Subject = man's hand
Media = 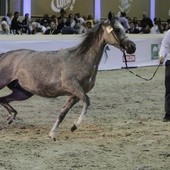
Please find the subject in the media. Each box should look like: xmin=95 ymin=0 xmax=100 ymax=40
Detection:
xmin=159 ymin=56 xmax=165 ymax=65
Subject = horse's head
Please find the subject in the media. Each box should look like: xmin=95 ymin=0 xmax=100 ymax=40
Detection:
xmin=103 ymin=12 xmax=136 ymax=54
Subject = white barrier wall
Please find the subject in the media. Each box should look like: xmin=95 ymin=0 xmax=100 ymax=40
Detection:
xmin=0 ymin=34 xmax=163 ymax=70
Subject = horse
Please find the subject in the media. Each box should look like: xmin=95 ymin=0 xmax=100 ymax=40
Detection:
xmin=0 ymin=12 xmax=136 ymax=140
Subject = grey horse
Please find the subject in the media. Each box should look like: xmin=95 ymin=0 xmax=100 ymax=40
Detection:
xmin=0 ymin=12 xmax=136 ymax=140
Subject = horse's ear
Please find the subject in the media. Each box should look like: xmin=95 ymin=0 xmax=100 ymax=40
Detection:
xmin=108 ymin=12 xmax=112 ymax=21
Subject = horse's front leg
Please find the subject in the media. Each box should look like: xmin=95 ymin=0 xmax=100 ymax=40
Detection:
xmin=71 ymin=95 xmax=90 ymax=132
xmin=49 ymin=96 xmax=79 ymax=141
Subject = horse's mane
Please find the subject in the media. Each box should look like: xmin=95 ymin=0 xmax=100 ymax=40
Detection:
xmin=77 ymin=21 xmax=105 ymax=54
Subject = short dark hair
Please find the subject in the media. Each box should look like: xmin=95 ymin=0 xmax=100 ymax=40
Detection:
xmin=14 ymin=11 xmax=19 ymax=16
xmin=121 ymin=12 xmax=126 ymax=17
xmin=60 ymin=8 xmax=66 ymax=14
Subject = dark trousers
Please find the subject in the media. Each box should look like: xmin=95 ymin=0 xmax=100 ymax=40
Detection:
xmin=165 ymin=60 xmax=170 ymax=116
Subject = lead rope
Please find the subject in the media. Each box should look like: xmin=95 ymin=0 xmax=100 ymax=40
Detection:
xmin=122 ymin=50 xmax=161 ymax=81
xmin=110 ymin=28 xmax=161 ymax=81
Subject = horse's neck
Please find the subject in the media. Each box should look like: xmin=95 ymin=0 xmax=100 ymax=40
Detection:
xmin=82 ymin=38 xmax=105 ymax=67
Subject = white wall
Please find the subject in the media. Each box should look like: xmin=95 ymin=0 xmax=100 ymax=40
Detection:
xmin=0 ymin=34 xmax=163 ymax=70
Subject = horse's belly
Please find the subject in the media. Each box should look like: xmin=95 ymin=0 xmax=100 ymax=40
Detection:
xmin=36 ymin=90 xmax=68 ymax=98
xmin=29 ymin=84 xmax=69 ymax=98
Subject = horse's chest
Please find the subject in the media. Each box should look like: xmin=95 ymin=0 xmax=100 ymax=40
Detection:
xmin=81 ymin=71 xmax=97 ymax=92
xmin=85 ymin=76 xmax=94 ymax=85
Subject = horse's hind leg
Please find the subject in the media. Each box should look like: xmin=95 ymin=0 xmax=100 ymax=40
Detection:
xmin=0 ymin=81 xmax=33 ymax=124
xmin=0 ymin=99 xmax=17 ymax=124
xmin=49 ymin=96 xmax=79 ymax=140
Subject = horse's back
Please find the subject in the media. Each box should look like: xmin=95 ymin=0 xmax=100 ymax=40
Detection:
xmin=0 ymin=49 xmax=35 ymax=63
xmin=0 ymin=49 xmax=61 ymax=66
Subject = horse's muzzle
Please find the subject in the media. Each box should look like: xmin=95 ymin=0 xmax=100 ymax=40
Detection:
xmin=121 ymin=39 xmax=136 ymax=54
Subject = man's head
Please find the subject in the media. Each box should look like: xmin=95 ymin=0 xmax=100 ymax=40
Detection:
xmin=14 ymin=11 xmax=19 ymax=18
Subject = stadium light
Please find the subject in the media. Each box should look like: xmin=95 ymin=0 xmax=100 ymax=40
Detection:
xmin=150 ymin=0 xmax=155 ymax=21
xmin=23 ymin=0 xmax=31 ymax=15
xmin=94 ymin=0 xmax=101 ymax=21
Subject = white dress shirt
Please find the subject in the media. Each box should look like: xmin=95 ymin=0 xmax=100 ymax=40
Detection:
xmin=159 ymin=30 xmax=170 ymax=60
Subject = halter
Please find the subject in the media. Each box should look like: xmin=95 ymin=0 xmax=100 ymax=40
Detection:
xmin=110 ymin=26 xmax=161 ymax=81
xmin=110 ymin=28 xmax=128 ymax=48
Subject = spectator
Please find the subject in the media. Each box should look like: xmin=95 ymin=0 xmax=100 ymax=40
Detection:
xmin=78 ymin=19 xmax=87 ymax=34
xmin=140 ymin=12 xmax=153 ymax=30
xmin=74 ymin=13 xmax=87 ymax=33
xmin=164 ymin=22 xmax=170 ymax=32
xmin=129 ymin=21 xmax=140 ymax=34
xmin=86 ymin=21 xmax=93 ymax=32
xmin=22 ymin=13 xmax=31 ymax=34
xmin=5 ymin=12 xmax=12 ymax=26
xmin=119 ymin=12 xmax=130 ymax=32
xmin=132 ymin=17 xmax=140 ymax=27
xmin=150 ymin=20 xmax=160 ymax=34
xmin=141 ymin=24 xmax=151 ymax=34
xmin=44 ymin=21 xmax=60 ymax=35
xmin=10 ymin=11 xmax=22 ymax=34
xmin=0 ymin=21 xmax=10 ymax=34
xmin=1 ymin=17 xmax=7 ymax=22
xmin=86 ymin=14 xmax=94 ymax=28
xmin=61 ymin=13 xmax=78 ymax=34
xmin=40 ymin=14 xmax=51 ymax=28
xmin=57 ymin=8 xmax=67 ymax=32
xmin=158 ymin=24 xmax=165 ymax=34
xmin=66 ymin=13 xmax=76 ymax=28
xmin=157 ymin=17 xmax=162 ymax=25
xmin=51 ymin=15 xmax=58 ymax=25
xmin=61 ymin=25 xmax=78 ymax=34
xmin=30 ymin=22 xmax=46 ymax=34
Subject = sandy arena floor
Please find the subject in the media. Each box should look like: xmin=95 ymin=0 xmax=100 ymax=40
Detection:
xmin=0 ymin=66 xmax=169 ymax=170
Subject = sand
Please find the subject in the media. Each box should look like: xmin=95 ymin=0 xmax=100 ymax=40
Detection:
xmin=0 ymin=66 xmax=169 ymax=170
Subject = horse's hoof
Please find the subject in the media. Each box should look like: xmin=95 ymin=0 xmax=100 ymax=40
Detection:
xmin=49 ymin=135 xmax=56 ymax=141
xmin=8 ymin=120 xmax=13 ymax=125
xmin=49 ymin=136 xmax=56 ymax=141
xmin=53 ymin=137 xmax=56 ymax=141
xmin=49 ymin=131 xmax=56 ymax=141
xmin=71 ymin=124 xmax=77 ymax=132
xmin=7 ymin=116 xmax=14 ymax=125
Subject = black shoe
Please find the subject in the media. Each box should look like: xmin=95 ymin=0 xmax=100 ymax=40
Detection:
xmin=163 ymin=114 xmax=170 ymax=122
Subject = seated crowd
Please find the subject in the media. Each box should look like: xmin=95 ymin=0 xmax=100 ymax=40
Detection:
xmin=118 ymin=11 xmax=170 ymax=34
xmin=0 ymin=9 xmax=94 ymax=35
xmin=0 ymin=10 xmax=170 ymax=35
